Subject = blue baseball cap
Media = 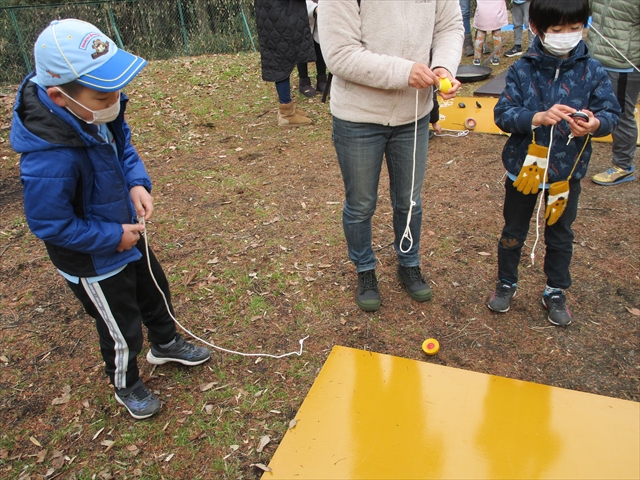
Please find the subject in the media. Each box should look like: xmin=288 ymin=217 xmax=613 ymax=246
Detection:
xmin=33 ymin=19 xmax=146 ymax=91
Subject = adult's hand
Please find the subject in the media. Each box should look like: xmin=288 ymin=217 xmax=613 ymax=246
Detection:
xmin=433 ymin=67 xmax=461 ymax=100
xmin=408 ymin=63 xmax=440 ymax=89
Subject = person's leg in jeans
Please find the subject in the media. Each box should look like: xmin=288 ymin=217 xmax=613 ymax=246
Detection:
xmin=386 ymin=115 xmax=429 ymax=268
xmin=333 ymin=117 xmax=388 ymax=273
xmin=459 ymin=0 xmax=473 ymax=56
xmin=512 ymin=3 xmax=524 ymax=47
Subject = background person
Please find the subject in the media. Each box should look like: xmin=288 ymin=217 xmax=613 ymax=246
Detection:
xmin=473 ymin=0 xmax=509 ymax=66
xmin=254 ymin=0 xmax=316 ymax=126
xmin=297 ymin=0 xmax=328 ymax=97
xmin=587 ymin=0 xmax=640 ymax=186
xmin=505 ymin=0 xmax=532 ymax=57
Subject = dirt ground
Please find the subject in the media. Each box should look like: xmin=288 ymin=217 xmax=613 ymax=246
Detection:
xmin=0 ymin=51 xmax=638 ymax=478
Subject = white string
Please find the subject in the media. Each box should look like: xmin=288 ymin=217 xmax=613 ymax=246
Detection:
xmin=139 ymin=217 xmax=308 ymax=359
xmin=588 ymin=23 xmax=640 ymax=73
xmin=399 ymin=89 xmax=420 ymax=253
xmin=530 ymin=124 xmax=554 ymax=266
xmin=434 ymin=128 xmax=470 ymax=138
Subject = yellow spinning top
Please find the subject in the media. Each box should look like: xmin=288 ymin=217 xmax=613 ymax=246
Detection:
xmin=422 ymin=338 xmax=440 ymax=355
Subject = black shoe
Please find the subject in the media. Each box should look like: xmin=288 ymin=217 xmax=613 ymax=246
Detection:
xmin=504 ymin=45 xmax=523 ymax=57
xmin=298 ymin=77 xmax=317 ymax=98
xmin=316 ymin=74 xmax=327 ymax=94
xmin=542 ymin=292 xmax=572 ymax=326
xmin=356 ymin=269 xmax=381 ymax=311
xmin=115 ymin=380 xmax=161 ymax=420
xmin=146 ymin=333 xmax=211 ymax=366
xmin=397 ymin=266 xmax=432 ymax=302
xmin=487 ymin=280 xmax=516 ymax=313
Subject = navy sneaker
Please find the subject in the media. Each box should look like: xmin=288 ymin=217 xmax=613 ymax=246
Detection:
xmin=115 ymin=380 xmax=161 ymax=420
xmin=542 ymin=291 xmax=572 ymax=326
xmin=356 ymin=269 xmax=381 ymax=311
xmin=146 ymin=334 xmax=211 ymax=366
xmin=397 ymin=265 xmax=432 ymax=302
xmin=487 ymin=280 xmax=516 ymax=313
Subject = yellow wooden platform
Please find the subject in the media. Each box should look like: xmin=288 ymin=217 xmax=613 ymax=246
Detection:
xmin=436 ymin=96 xmax=640 ymax=145
xmin=263 ymin=346 xmax=639 ymax=479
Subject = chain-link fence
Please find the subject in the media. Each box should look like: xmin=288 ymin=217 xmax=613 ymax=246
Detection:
xmin=0 ymin=0 xmax=257 ymax=86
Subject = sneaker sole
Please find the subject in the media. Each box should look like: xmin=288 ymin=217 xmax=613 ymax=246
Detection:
xmin=115 ymin=395 xmax=160 ymax=420
xmin=591 ymin=175 xmax=635 ymax=186
xmin=487 ymin=290 xmax=516 ymax=313
xmin=504 ymin=52 xmax=523 ymax=57
xmin=146 ymin=350 xmax=211 ymax=366
xmin=541 ymin=298 xmax=572 ymax=326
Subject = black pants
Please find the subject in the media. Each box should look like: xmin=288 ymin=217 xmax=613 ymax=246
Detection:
xmin=297 ymin=41 xmax=326 ymax=78
xmin=66 ymin=241 xmax=176 ymax=389
xmin=497 ymin=178 xmax=582 ymax=290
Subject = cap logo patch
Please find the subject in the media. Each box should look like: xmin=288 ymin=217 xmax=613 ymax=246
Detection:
xmin=79 ymin=32 xmax=100 ymax=50
xmin=91 ymin=39 xmax=110 ymax=59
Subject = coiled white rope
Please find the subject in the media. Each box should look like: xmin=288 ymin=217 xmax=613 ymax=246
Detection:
xmin=139 ymin=217 xmax=308 ymax=358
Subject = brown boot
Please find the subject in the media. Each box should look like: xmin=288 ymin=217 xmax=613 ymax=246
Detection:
xmin=278 ymin=102 xmax=311 ymax=127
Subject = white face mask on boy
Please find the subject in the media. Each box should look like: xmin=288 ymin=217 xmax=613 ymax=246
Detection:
xmin=55 ymin=87 xmax=121 ymax=125
xmin=542 ymin=30 xmax=583 ymax=57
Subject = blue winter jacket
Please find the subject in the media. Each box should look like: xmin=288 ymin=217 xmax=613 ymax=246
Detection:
xmin=10 ymin=74 xmax=152 ymax=277
xmin=494 ymin=36 xmax=620 ymax=183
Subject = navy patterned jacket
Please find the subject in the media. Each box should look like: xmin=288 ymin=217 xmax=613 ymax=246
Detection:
xmin=494 ymin=36 xmax=620 ymax=183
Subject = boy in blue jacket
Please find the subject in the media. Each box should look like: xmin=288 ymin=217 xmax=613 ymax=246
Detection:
xmin=10 ymin=19 xmax=210 ymax=419
xmin=488 ymin=0 xmax=620 ymax=326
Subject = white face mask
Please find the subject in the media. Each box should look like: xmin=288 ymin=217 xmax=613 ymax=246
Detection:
xmin=542 ymin=30 xmax=583 ymax=57
xmin=56 ymin=87 xmax=121 ymax=124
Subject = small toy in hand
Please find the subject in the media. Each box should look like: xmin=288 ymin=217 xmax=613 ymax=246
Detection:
xmin=569 ymin=111 xmax=589 ymax=122
xmin=438 ymin=77 xmax=452 ymax=94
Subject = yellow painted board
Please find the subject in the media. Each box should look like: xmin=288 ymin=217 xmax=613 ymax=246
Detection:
xmin=436 ymin=97 xmax=640 ymax=145
xmin=264 ymin=346 xmax=639 ymax=480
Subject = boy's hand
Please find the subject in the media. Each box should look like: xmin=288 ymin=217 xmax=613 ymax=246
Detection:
xmin=433 ymin=68 xmax=461 ymax=100
xmin=118 ymin=224 xmax=144 ymax=252
xmin=568 ymin=110 xmax=600 ymax=137
xmin=532 ymin=104 xmax=576 ymax=127
xmin=130 ymin=185 xmax=154 ymax=221
xmin=432 ymin=122 xmax=443 ymax=134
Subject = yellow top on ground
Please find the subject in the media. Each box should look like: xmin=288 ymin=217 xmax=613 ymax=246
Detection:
xmin=264 ymin=345 xmax=639 ymax=479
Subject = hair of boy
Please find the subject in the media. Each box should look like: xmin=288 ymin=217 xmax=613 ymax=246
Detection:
xmin=529 ymin=0 xmax=590 ymax=36
xmin=53 ymin=81 xmax=83 ymax=98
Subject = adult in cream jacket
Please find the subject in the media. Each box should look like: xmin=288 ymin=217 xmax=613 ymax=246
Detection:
xmin=318 ymin=0 xmax=464 ymax=311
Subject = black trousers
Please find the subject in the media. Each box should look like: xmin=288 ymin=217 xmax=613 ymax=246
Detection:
xmin=66 ymin=241 xmax=176 ymax=389
xmin=497 ymin=178 xmax=582 ymax=290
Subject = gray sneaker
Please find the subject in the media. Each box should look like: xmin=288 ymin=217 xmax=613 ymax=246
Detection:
xmin=356 ymin=269 xmax=381 ymax=311
xmin=542 ymin=292 xmax=572 ymax=326
xmin=146 ymin=334 xmax=211 ymax=366
xmin=115 ymin=379 xmax=161 ymax=420
xmin=397 ymin=265 xmax=432 ymax=302
xmin=487 ymin=280 xmax=516 ymax=313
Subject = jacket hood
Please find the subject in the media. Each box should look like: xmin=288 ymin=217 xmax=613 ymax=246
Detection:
xmin=10 ymin=73 xmax=122 ymax=155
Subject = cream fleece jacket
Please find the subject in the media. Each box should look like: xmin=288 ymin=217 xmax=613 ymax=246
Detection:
xmin=318 ymin=0 xmax=464 ymax=126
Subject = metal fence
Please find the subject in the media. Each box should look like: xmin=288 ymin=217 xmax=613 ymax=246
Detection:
xmin=0 ymin=0 xmax=257 ymax=86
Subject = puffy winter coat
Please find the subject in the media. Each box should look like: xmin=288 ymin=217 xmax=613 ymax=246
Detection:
xmin=10 ymin=74 xmax=151 ymax=277
xmin=586 ymin=0 xmax=640 ymax=70
xmin=254 ymin=0 xmax=316 ymax=82
xmin=494 ymin=37 xmax=620 ymax=183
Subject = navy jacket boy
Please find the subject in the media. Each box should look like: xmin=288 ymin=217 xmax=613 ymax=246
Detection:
xmin=10 ymin=19 xmax=210 ymax=420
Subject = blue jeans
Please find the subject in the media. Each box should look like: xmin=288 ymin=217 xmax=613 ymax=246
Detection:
xmin=332 ymin=115 xmax=430 ymax=272
xmin=459 ymin=0 xmax=471 ymax=35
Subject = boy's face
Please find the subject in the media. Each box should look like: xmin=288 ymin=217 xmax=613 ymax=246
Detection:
xmin=544 ymin=23 xmax=584 ymax=36
xmin=47 ymin=85 xmax=120 ymax=123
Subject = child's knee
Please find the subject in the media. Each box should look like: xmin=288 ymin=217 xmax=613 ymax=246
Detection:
xmin=499 ymin=236 xmax=521 ymax=250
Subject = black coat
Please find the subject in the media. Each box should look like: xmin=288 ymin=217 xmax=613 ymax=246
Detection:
xmin=254 ymin=0 xmax=316 ymax=82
